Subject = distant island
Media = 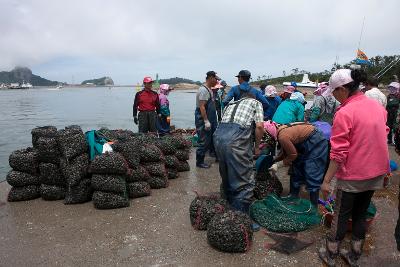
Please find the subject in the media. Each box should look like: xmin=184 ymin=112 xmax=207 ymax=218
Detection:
xmin=0 ymin=67 xmax=60 ymax=86
xmin=158 ymin=77 xmax=202 ymax=86
xmin=81 ymin=77 xmax=114 ymax=86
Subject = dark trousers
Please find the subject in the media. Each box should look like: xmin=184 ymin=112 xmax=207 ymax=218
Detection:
xmin=138 ymin=111 xmax=157 ymax=133
xmin=214 ymin=123 xmax=254 ymax=213
xmin=395 ymin=184 xmax=400 ymax=248
xmin=330 ymin=189 xmax=374 ymax=241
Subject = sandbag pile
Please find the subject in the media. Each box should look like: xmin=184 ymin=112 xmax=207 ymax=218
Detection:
xmin=57 ymin=126 xmax=92 ymax=204
xmin=207 ymin=210 xmax=253 ymax=253
xmin=90 ymin=152 xmax=130 ymax=209
xmin=254 ymin=170 xmax=283 ymax=200
xmin=189 ymin=194 xmax=228 ymax=230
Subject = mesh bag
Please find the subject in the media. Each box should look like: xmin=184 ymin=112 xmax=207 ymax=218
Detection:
xmin=90 ymin=152 xmax=128 ymax=175
xmin=126 ymin=166 xmax=150 ymax=183
xmin=64 ymin=178 xmax=93 ymax=204
xmin=207 ymin=210 xmax=253 ymax=253
xmin=189 ymin=194 xmax=228 ymax=230
xmin=36 ymin=137 xmax=61 ymax=164
xmin=39 ymin=163 xmax=66 ymax=186
xmin=112 ymin=140 xmax=140 ymax=169
xmin=250 ymin=194 xmax=321 ymax=233
xmin=144 ymin=162 xmax=167 ymax=177
xmin=254 ymin=179 xmax=283 ymax=200
xmin=91 ymin=174 xmax=127 ymax=194
xmin=31 ymin=126 xmax=58 ymax=148
xmin=8 ymin=185 xmax=41 ymax=202
xmin=177 ymin=160 xmax=190 ymax=172
xmin=61 ymin=153 xmax=89 ymax=186
xmin=148 ymin=175 xmax=169 ymax=189
xmin=168 ymin=134 xmax=191 ymax=149
xmin=57 ymin=126 xmax=88 ymax=160
xmin=127 ymin=181 xmax=151 ymax=198
xmin=164 ymin=155 xmax=179 ymax=168
xmin=167 ymin=168 xmax=179 ymax=179
xmin=92 ymin=191 xmax=129 ymax=209
xmin=154 ymin=138 xmax=176 ymax=155
xmin=175 ymin=149 xmax=190 ymax=161
xmin=255 ymin=170 xmax=273 ymax=181
xmin=40 ymin=184 xmax=65 ymax=200
xmin=9 ymin=147 xmax=39 ymax=175
xmin=140 ymin=144 xmax=165 ymax=163
xmin=6 ymin=170 xmax=40 ymax=187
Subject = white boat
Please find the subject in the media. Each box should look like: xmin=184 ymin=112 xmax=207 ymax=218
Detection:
xmin=56 ymin=85 xmax=63 ymax=89
xmin=283 ymin=74 xmax=318 ymax=88
xmin=20 ymin=82 xmax=33 ymax=89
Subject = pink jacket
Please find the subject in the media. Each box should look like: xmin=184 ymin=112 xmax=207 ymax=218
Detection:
xmin=330 ymin=92 xmax=389 ymax=180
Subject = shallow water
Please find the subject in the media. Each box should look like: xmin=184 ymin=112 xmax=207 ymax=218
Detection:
xmin=0 ymin=87 xmax=196 ymax=180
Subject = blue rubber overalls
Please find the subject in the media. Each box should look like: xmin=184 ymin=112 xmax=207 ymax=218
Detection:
xmin=195 ymin=86 xmax=218 ymax=164
xmin=213 ymin=98 xmax=254 ymax=214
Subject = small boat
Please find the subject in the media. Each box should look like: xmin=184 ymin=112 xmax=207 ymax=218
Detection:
xmin=20 ymin=82 xmax=33 ymax=89
xmin=56 ymin=85 xmax=63 ymax=89
xmin=283 ymin=74 xmax=318 ymax=88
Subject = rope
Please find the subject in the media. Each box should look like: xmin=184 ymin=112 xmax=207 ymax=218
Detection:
xmin=269 ymin=194 xmax=312 ymax=214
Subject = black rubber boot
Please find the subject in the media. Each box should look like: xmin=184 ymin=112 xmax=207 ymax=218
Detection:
xmin=318 ymin=239 xmax=339 ymax=267
xmin=340 ymin=239 xmax=364 ymax=267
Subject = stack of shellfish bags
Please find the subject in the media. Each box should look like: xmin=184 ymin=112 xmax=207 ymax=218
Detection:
xmin=57 ymin=125 xmax=92 ymax=204
xmin=90 ymin=151 xmax=131 ymax=209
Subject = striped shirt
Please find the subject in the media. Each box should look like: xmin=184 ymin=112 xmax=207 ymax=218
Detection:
xmin=221 ymin=98 xmax=264 ymax=127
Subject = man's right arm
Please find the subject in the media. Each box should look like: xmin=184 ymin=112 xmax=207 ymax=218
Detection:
xmin=133 ymin=92 xmax=140 ymax=117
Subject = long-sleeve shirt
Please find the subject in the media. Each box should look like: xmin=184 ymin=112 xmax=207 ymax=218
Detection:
xmin=272 ymin=99 xmax=304 ymax=124
xmin=133 ymin=89 xmax=160 ymax=117
xmin=275 ymin=123 xmax=315 ymax=164
xmin=222 ymin=82 xmax=269 ymax=118
xmin=330 ymin=92 xmax=389 ymax=180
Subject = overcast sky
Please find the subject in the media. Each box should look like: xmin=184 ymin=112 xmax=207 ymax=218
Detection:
xmin=1 ymin=0 xmax=399 ymax=85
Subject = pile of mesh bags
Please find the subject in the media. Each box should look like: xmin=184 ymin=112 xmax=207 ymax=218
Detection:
xmin=90 ymin=152 xmax=130 ymax=209
xmin=6 ymin=128 xmax=193 ymax=211
xmin=7 ymin=147 xmax=41 ymax=201
xmin=57 ymin=126 xmax=92 ymax=204
xmin=189 ymin=194 xmax=253 ymax=253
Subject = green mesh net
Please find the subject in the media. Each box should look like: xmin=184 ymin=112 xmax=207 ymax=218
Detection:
xmin=250 ymin=194 xmax=321 ymax=233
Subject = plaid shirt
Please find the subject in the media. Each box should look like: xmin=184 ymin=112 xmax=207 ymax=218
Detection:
xmin=221 ymin=98 xmax=264 ymax=127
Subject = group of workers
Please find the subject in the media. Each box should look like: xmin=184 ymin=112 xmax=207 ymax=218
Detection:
xmin=132 ymin=70 xmax=400 ymax=266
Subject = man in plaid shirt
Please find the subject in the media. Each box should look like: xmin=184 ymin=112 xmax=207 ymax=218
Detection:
xmin=213 ymin=92 xmax=264 ymax=214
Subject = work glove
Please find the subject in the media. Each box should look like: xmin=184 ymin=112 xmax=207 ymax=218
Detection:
xmin=133 ymin=116 xmax=138 ymax=125
xmin=204 ymin=120 xmax=211 ymax=131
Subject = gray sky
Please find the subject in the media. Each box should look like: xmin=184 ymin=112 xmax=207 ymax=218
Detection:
xmin=1 ymin=0 xmax=399 ymax=85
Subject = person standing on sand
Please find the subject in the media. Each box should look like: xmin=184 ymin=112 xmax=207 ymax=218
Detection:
xmin=195 ymin=71 xmax=219 ymax=168
xmin=363 ymin=77 xmax=387 ymax=107
xmin=133 ymin=76 xmax=160 ymax=133
xmin=156 ymin=84 xmax=173 ymax=135
xmin=214 ymin=91 xmax=264 ymax=214
xmin=318 ymin=69 xmax=389 ymax=267
xmin=223 ymin=70 xmax=270 ymax=120
xmin=386 ymin=81 xmax=400 ymax=144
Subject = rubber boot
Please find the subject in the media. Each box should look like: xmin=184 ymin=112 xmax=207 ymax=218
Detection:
xmin=309 ymin=190 xmax=320 ymax=206
xmin=318 ymin=238 xmax=339 ymax=267
xmin=340 ymin=239 xmax=364 ymax=267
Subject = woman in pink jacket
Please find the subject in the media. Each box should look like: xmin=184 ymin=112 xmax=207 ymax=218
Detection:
xmin=318 ymin=69 xmax=389 ymax=267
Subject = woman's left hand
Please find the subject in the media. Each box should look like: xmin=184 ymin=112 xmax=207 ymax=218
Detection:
xmin=321 ymin=181 xmax=331 ymax=200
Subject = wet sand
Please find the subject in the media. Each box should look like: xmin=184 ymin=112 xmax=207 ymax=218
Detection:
xmin=0 ymin=148 xmax=399 ymax=266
